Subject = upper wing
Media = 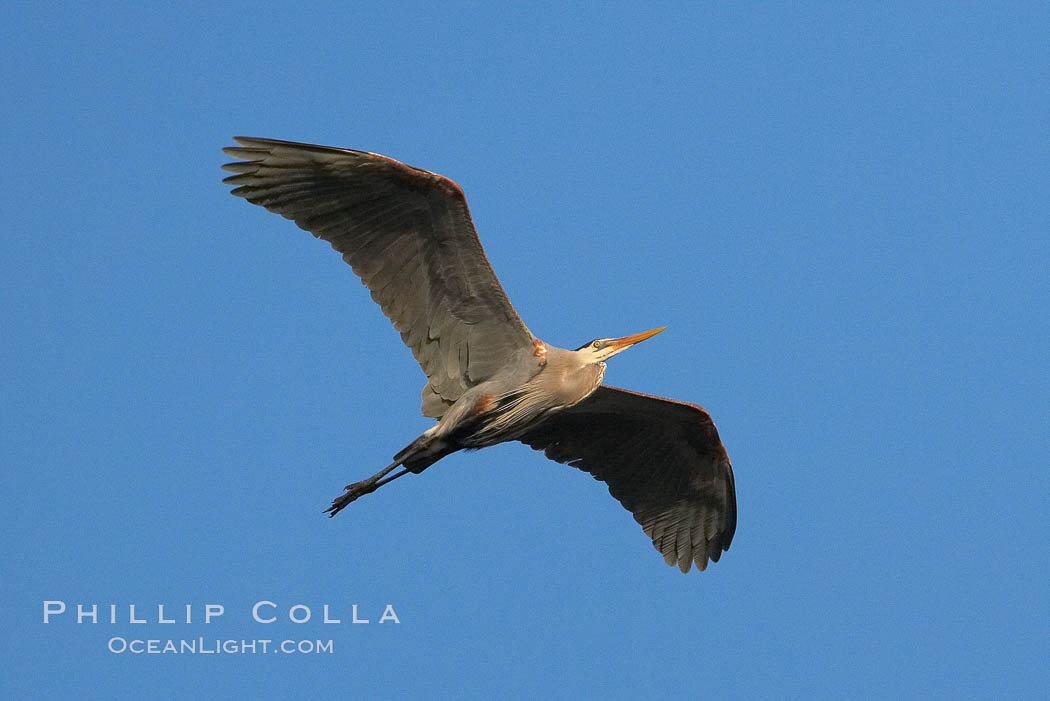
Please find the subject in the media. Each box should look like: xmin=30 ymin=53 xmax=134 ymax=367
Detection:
xmin=222 ymin=137 xmax=535 ymax=417
xmin=519 ymin=385 xmax=736 ymax=572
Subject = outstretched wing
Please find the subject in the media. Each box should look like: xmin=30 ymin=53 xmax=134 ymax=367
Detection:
xmin=222 ymin=137 xmax=535 ymax=418
xmin=519 ymin=385 xmax=736 ymax=572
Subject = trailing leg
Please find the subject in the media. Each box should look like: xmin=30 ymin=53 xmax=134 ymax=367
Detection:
xmin=324 ymin=428 xmax=462 ymax=517
xmin=324 ymin=462 xmax=408 ymax=517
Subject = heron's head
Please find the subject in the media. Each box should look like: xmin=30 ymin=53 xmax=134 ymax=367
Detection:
xmin=575 ymin=327 xmax=666 ymax=364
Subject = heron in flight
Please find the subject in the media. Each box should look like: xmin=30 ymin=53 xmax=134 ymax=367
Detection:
xmin=222 ymin=137 xmax=736 ymax=572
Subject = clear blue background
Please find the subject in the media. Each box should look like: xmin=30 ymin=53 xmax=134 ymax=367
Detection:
xmin=3 ymin=3 xmax=1047 ymax=699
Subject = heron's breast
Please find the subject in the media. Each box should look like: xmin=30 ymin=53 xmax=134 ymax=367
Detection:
xmin=532 ymin=361 xmax=604 ymax=407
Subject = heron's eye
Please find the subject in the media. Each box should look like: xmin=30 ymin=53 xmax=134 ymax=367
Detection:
xmin=592 ymin=340 xmax=601 ymax=349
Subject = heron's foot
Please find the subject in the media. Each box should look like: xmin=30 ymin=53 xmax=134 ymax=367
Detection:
xmin=323 ymin=477 xmax=379 ymax=517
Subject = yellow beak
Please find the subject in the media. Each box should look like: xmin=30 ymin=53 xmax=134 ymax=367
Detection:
xmin=608 ymin=326 xmax=667 ymax=350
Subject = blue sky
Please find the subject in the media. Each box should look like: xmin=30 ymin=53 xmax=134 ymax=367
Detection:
xmin=3 ymin=3 xmax=1047 ymax=699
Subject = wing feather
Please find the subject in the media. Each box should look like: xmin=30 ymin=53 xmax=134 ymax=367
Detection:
xmin=222 ymin=137 xmax=535 ymax=417
xmin=519 ymin=385 xmax=736 ymax=573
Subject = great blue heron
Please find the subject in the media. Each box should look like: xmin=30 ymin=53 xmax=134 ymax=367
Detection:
xmin=222 ymin=137 xmax=736 ymax=572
